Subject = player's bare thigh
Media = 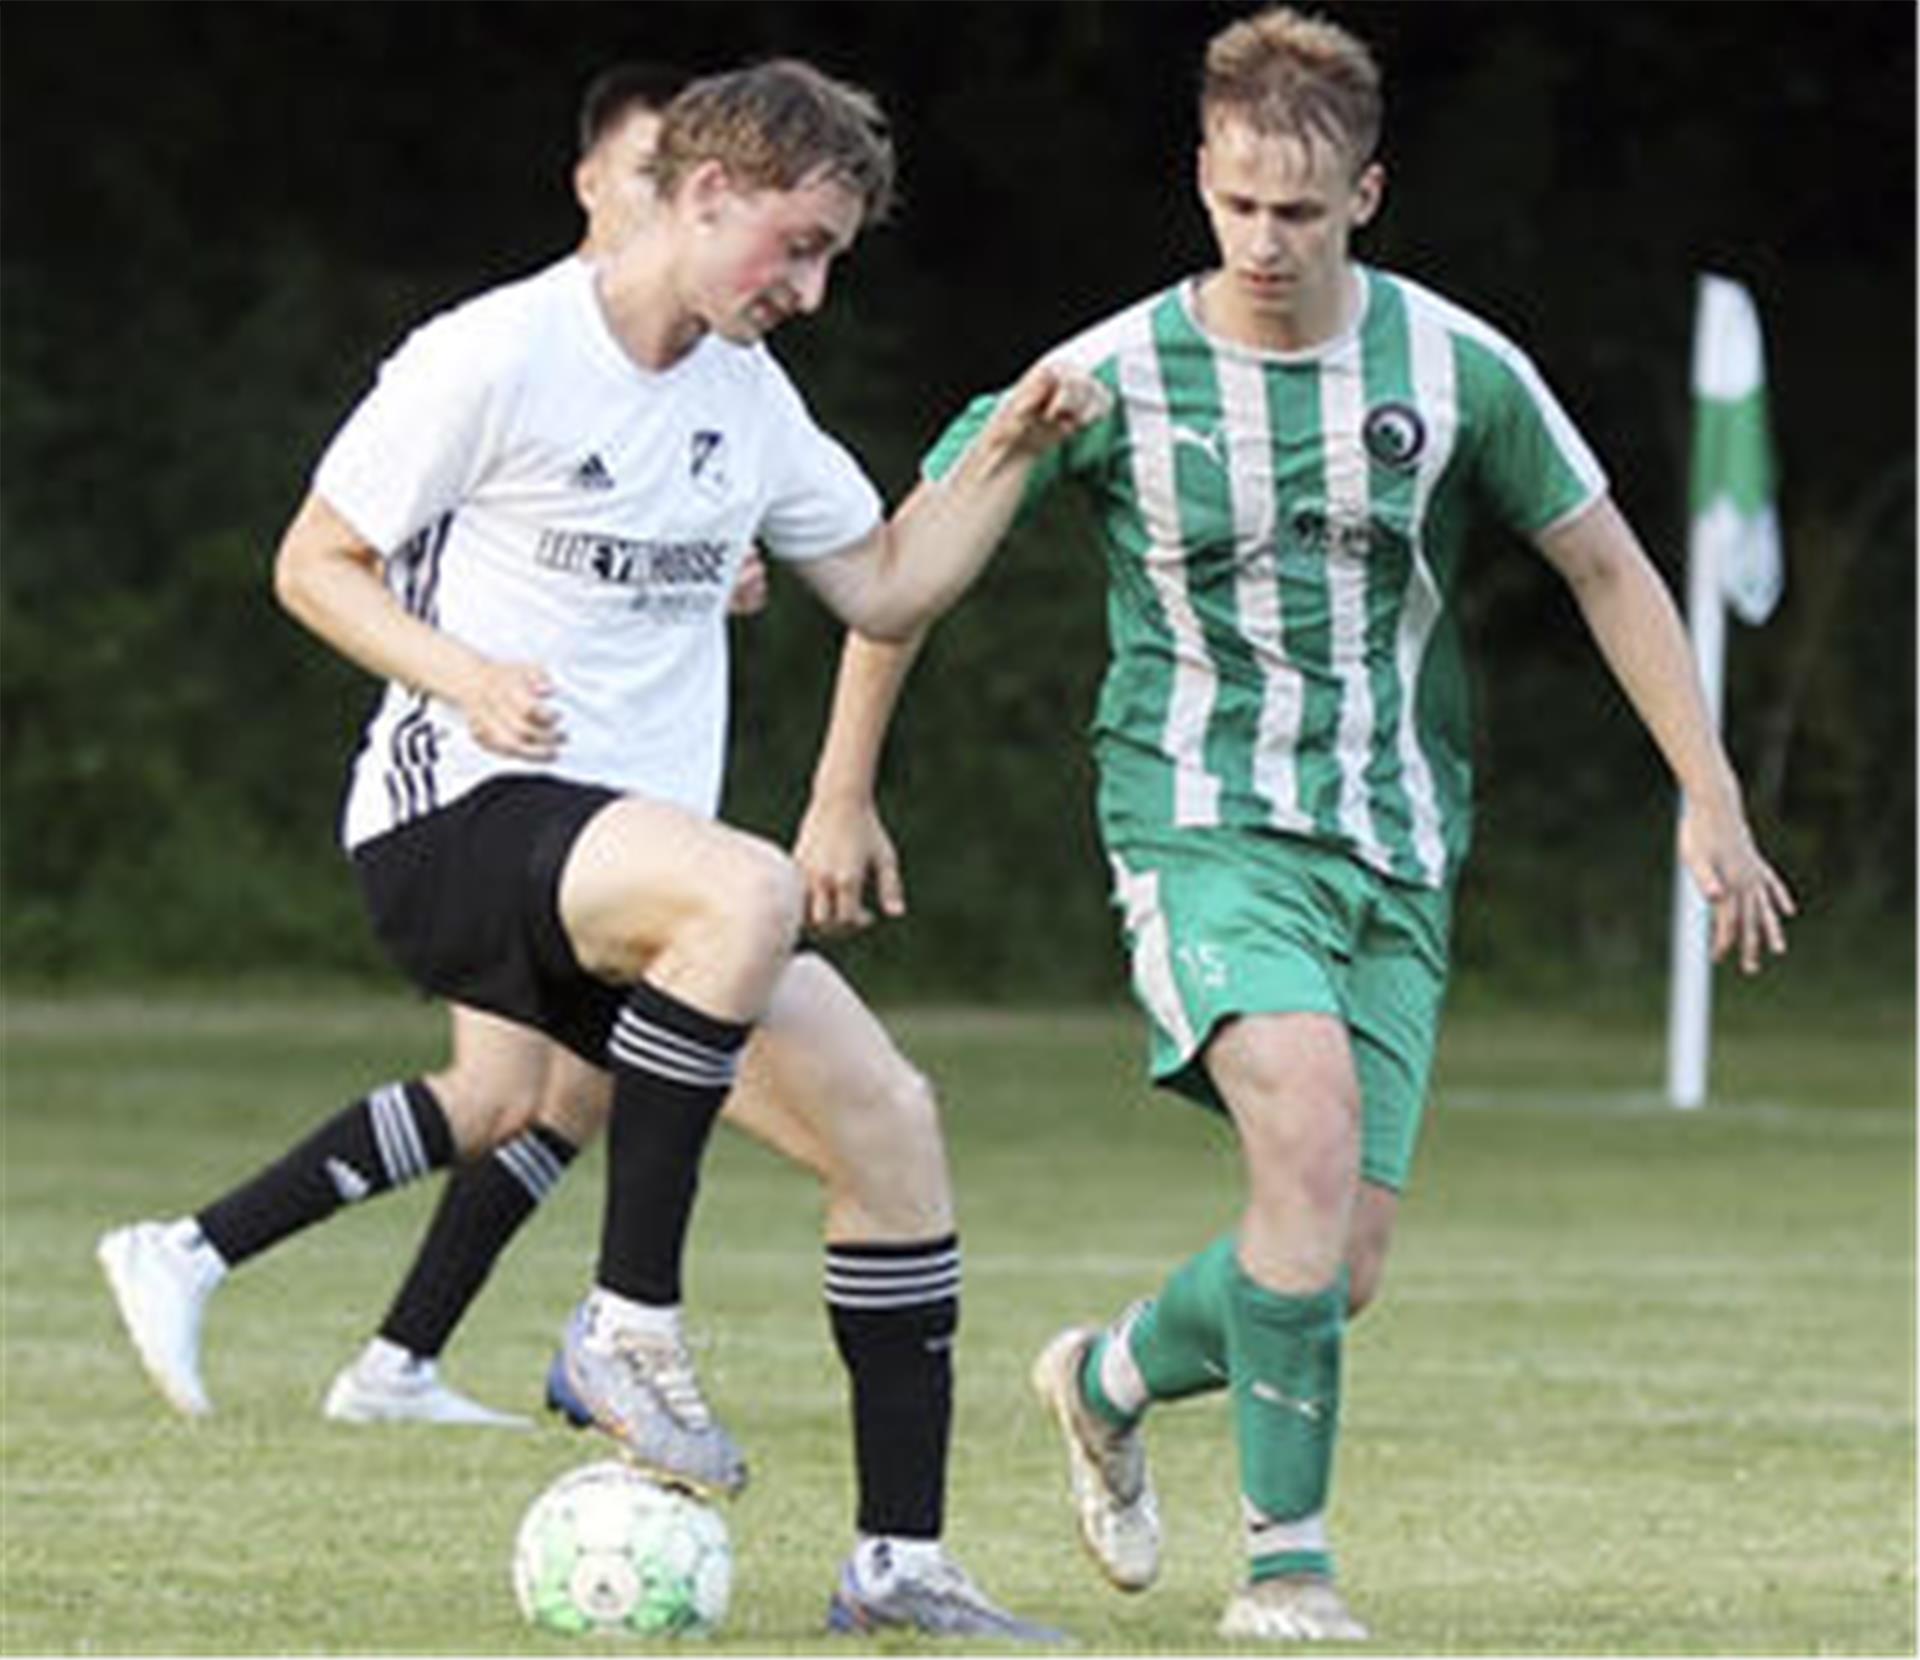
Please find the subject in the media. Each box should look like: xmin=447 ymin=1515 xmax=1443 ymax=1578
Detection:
xmin=556 ymin=795 xmax=802 ymax=1020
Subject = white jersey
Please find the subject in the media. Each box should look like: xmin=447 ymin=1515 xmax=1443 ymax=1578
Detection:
xmin=314 ymin=256 xmax=881 ymax=850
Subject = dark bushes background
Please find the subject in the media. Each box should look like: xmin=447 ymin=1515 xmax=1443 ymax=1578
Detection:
xmin=3 ymin=3 xmax=1911 ymax=1002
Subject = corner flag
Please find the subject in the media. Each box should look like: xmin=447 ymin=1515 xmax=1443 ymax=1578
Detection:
xmin=1666 ymin=274 xmax=1783 ymax=1109
xmin=1691 ymin=276 xmax=1783 ymax=627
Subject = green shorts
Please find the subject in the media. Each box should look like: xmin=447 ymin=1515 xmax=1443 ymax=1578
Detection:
xmin=1106 ymin=827 xmax=1452 ymax=1192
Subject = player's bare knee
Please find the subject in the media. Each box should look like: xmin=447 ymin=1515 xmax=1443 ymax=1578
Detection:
xmin=537 ymin=1081 xmax=611 ymax=1149
xmin=423 ymin=1068 xmax=538 ymax=1155
xmin=722 ymin=841 xmax=807 ymax=962
xmin=1243 ymin=1100 xmax=1357 ymax=1187
xmin=650 ymin=838 xmax=804 ymax=982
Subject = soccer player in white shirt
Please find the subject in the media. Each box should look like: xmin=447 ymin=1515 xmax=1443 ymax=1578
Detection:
xmin=96 ymin=57 xmax=1103 ymax=1640
xmin=302 ymin=65 xmax=784 ymax=1435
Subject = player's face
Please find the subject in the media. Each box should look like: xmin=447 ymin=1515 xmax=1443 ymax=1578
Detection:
xmin=687 ymin=168 xmax=865 ymax=345
xmin=575 ymin=107 xmax=667 ymax=257
xmin=1196 ymin=114 xmax=1381 ymax=348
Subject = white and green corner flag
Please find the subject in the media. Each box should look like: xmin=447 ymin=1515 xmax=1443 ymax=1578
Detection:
xmin=1667 ymin=273 xmax=1783 ymax=1109
xmin=1691 ymin=275 xmax=1783 ymax=627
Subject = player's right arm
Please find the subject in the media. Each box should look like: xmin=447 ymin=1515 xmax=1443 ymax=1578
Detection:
xmin=273 ymin=491 xmax=562 ymax=763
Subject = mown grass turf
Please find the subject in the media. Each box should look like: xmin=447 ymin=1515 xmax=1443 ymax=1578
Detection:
xmin=2 ymin=989 xmax=1911 ymax=1654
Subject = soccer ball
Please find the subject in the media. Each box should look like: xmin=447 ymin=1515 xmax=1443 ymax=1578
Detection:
xmin=512 ymin=1461 xmax=732 ymax=1637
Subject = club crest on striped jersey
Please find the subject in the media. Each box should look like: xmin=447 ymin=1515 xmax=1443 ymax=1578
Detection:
xmin=1361 ymin=401 xmax=1426 ymax=472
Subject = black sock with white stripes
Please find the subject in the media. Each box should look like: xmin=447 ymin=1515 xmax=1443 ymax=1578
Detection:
xmin=196 ymin=1081 xmax=453 ymax=1268
xmin=376 ymin=1124 xmax=579 ymax=1360
xmin=598 ymin=981 xmax=747 ymax=1306
xmin=826 ymin=1235 xmax=961 ymax=1540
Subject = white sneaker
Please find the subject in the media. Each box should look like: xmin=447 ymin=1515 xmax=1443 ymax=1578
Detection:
xmin=1218 ymin=1576 xmax=1370 ymax=1642
xmin=323 ymin=1341 xmax=530 ymax=1427
xmin=1031 ymin=1320 xmax=1161 ymax=1591
xmin=96 ymin=1220 xmax=224 ymax=1417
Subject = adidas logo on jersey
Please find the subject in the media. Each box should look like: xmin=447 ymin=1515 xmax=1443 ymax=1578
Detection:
xmin=570 ymin=453 xmax=615 ymax=491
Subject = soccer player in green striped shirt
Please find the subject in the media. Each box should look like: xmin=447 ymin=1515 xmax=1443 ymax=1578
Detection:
xmin=795 ymin=6 xmax=1796 ymax=1641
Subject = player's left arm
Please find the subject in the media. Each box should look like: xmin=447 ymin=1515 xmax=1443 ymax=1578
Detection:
xmin=1535 ymin=495 xmax=1797 ymax=973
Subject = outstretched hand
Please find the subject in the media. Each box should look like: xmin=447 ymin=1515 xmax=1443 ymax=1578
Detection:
xmin=794 ymin=791 xmax=905 ymax=936
xmin=985 ymin=359 xmax=1114 ymax=458
xmin=1678 ymin=796 xmax=1797 ymax=975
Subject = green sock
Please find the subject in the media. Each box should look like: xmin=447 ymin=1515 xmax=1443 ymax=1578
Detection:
xmin=1080 ymin=1235 xmax=1236 ymax=1428
xmin=1225 ymin=1257 xmax=1345 ymax=1582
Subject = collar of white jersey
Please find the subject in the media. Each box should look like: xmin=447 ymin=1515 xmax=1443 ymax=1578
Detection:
xmin=570 ymin=253 xmax=750 ymax=388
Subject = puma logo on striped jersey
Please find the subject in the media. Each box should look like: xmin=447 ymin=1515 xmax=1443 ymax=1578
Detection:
xmin=1170 ymin=423 xmax=1228 ymax=469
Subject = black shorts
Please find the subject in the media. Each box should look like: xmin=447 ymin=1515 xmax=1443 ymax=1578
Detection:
xmin=351 ymin=775 xmax=625 ymax=1066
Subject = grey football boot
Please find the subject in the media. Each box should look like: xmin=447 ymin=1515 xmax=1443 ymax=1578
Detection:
xmin=546 ymin=1299 xmax=747 ymax=1498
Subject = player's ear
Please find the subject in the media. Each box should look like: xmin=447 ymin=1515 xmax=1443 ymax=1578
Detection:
xmin=1350 ymin=159 xmax=1385 ymax=227
xmin=681 ymin=158 xmax=735 ymax=228
xmin=572 ymin=156 xmax=598 ymax=219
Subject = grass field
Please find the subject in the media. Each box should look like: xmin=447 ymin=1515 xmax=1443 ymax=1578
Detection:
xmin=2 ymin=988 xmax=1912 ymax=1655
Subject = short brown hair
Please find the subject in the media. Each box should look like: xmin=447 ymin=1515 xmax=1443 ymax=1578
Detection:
xmin=1201 ymin=7 xmax=1382 ymax=172
xmin=577 ymin=62 xmax=690 ymax=160
xmin=653 ymin=58 xmax=896 ymax=227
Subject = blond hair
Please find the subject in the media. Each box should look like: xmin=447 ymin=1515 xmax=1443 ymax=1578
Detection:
xmin=1201 ymin=7 xmax=1382 ymax=172
xmin=653 ymin=58 xmax=896 ymax=227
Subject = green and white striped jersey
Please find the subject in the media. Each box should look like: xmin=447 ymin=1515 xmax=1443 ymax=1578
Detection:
xmin=923 ymin=267 xmax=1607 ymax=889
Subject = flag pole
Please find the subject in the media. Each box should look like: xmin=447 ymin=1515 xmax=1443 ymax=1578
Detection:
xmin=1665 ymin=273 xmax=1782 ymax=1110
xmin=1666 ymin=479 xmax=1724 ymax=1110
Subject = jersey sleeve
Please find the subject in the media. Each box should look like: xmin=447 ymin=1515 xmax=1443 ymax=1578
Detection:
xmin=1457 ymin=335 xmax=1608 ymax=537
xmin=919 ymin=362 xmax=1116 ymax=521
xmin=752 ymin=366 xmax=884 ymax=562
xmin=312 ymin=309 xmax=507 ymax=556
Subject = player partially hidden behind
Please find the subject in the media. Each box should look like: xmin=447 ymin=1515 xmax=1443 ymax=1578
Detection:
xmin=792 ymin=7 xmax=1796 ymax=1641
xmin=96 ymin=56 xmax=1105 ymax=1640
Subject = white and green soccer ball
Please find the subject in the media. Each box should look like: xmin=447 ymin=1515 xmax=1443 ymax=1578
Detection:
xmin=512 ymin=1461 xmax=732 ymax=1638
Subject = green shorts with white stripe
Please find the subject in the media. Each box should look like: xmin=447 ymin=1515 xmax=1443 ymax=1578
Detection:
xmin=1106 ymin=825 xmax=1451 ymax=1192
